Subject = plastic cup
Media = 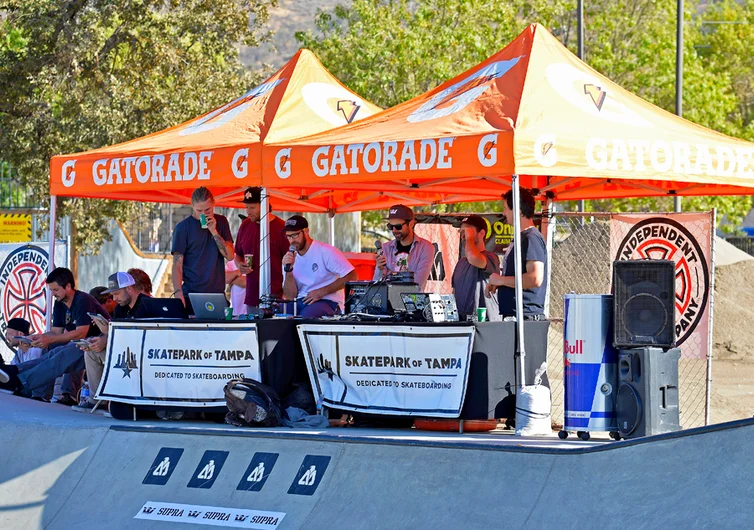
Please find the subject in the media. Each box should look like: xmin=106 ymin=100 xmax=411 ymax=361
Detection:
xmin=200 ymin=213 xmax=208 ymax=229
xmin=245 ymin=254 xmax=254 ymax=272
xmin=477 ymin=307 xmax=487 ymax=322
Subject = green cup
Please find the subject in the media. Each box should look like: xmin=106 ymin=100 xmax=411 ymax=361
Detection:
xmin=477 ymin=307 xmax=487 ymax=322
xmin=200 ymin=213 xmax=208 ymax=229
xmin=224 ymin=307 xmax=233 ymax=320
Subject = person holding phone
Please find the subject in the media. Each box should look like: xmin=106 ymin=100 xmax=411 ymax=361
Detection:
xmin=171 ymin=187 xmax=234 ymax=316
xmin=0 ymin=267 xmax=110 ymax=404
xmin=233 ymin=187 xmax=288 ymax=310
xmin=72 ymin=271 xmax=150 ymax=413
xmin=3 ymin=318 xmax=43 ymax=366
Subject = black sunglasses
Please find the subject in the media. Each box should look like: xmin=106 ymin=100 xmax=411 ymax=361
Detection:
xmin=387 ymin=222 xmax=407 ymax=230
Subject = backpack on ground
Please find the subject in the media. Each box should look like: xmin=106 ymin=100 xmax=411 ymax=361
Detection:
xmin=224 ymin=378 xmax=283 ymax=428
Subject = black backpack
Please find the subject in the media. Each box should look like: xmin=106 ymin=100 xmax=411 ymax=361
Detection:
xmin=223 ymin=378 xmax=283 ymax=428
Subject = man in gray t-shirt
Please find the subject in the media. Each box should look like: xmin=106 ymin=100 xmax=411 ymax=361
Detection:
xmin=451 ymin=215 xmax=500 ymax=321
xmin=171 ymin=187 xmax=234 ymax=315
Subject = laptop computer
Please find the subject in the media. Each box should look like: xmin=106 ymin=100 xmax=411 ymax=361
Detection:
xmin=189 ymin=293 xmax=229 ymax=320
xmin=140 ymin=297 xmax=186 ymax=319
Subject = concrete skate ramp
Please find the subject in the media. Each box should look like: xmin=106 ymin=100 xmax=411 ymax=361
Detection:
xmin=1 ymin=394 xmax=753 ymax=529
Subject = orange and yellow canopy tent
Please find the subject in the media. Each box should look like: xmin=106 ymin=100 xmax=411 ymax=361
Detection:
xmin=49 ymin=49 xmax=381 ymax=211
xmin=261 ymin=24 xmax=754 ymax=212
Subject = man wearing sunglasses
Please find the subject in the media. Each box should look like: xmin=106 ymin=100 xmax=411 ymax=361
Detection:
xmin=281 ymin=215 xmax=358 ymax=318
xmin=373 ymin=204 xmax=434 ymax=289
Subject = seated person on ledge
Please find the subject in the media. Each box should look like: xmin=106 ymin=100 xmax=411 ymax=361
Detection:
xmin=486 ymin=188 xmax=548 ymax=321
xmin=281 ymin=215 xmax=357 ymax=318
xmin=0 ymin=267 xmax=110 ymax=404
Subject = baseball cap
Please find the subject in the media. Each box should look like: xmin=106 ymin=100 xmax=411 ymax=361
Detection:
xmin=7 ymin=317 xmax=30 ymax=335
xmin=460 ymin=215 xmax=488 ymax=234
xmin=239 ymin=187 xmax=262 ymax=204
xmin=103 ymin=272 xmax=136 ymax=294
xmin=284 ymin=215 xmax=309 ymax=232
xmin=387 ymin=204 xmax=414 ymax=221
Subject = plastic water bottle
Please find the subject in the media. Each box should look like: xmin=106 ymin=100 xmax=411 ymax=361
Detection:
xmin=316 ymin=396 xmax=324 ymax=417
xmin=80 ymin=382 xmax=90 ymax=405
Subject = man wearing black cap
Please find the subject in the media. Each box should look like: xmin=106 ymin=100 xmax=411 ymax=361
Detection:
xmin=282 ymin=215 xmax=357 ymax=318
xmin=233 ymin=187 xmax=288 ymax=309
xmin=374 ymin=204 xmax=434 ymax=289
xmin=451 ymin=215 xmax=501 ymax=321
xmin=171 ymin=187 xmax=234 ymax=315
xmin=486 ymin=188 xmax=548 ymax=320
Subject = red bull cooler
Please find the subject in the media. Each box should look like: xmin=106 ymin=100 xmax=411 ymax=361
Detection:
xmin=562 ymin=294 xmax=618 ymax=438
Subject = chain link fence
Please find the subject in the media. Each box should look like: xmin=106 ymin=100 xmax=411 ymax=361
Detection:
xmin=546 ymin=212 xmax=709 ymax=429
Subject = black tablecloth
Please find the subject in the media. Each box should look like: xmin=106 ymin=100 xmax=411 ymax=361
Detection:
xmin=252 ymin=318 xmax=549 ymax=420
xmin=461 ymin=321 xmax=550 ymax=420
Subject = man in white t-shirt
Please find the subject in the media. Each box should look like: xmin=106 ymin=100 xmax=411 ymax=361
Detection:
xmin=281 ymin=215 xmax=357 ymax=318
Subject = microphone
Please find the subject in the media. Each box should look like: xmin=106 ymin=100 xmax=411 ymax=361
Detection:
xmin=375 ymin=240 xmax=383 ymax=257
xmin=284 ymin=245 xmax=296 ymax=272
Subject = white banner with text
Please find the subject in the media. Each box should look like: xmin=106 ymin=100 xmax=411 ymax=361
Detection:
xmin=297 ymin=324 xmax=475 ymax=417
xmin=99 ymin=322 xmax=260 ymax=406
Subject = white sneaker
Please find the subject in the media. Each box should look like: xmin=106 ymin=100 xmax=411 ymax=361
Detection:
xmin=0 ymin=368 xmax=9 ymax=384
xmin=72 ymin=401 xmax=105 ymax=414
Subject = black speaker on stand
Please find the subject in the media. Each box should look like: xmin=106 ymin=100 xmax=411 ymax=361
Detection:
xmin=616 ymin=347 xmax=681 ymax=438
xmin=612 ymin=259 xmax=681 ymax=438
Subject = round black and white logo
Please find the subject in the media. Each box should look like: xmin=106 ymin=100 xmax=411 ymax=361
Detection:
xmin=615 ymin=218 xmax=709 ymax=346
xmin=0 ymin=245 xmax=49 ymax=348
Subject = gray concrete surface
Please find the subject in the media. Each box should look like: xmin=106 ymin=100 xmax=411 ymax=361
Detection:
xmin=0 ymin=393 xmax=752 ymax=529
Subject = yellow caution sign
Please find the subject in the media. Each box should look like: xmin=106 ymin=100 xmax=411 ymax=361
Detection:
xmin=0 ymin=214 xmax=32 ymax=243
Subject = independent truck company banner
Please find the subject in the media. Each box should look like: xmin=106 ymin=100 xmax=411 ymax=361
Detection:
xmin=99 ymin=322 xmax=260 ymax=406
xmin=0 ymin=241 xmax=68 ymax=363
xmin=297 ymin=324 xmax=475 ymax=417
xmin=609 ymin=212 xmax=713 ymax=360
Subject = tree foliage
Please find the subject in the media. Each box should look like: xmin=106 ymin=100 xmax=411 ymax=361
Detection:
xmin=0 ymin=0 xmax=277 ymax=253
xmin=297 ymin=0 xmax=754 ymax=232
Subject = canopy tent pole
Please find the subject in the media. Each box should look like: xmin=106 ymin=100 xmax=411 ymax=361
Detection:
xmin=45 ymin=195 xmax=57 ymax=331
xmin=328 ymin=214 xmax=335 ymax=246
xmin=542 ymin=196 xmax=554 ymax=317
xmin=674 ymin=0 xmax=684 ymax=213
xmin=259 ymin=188 xmax=271 ymax=302
xmin=511 ymin=175 xmax=526 ymax=389
xmin=328 ymin=196 xmax=335 ymax=246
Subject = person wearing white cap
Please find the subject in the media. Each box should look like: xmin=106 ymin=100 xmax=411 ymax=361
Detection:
xmin=72 ymin=271 xmax=151 ymax=414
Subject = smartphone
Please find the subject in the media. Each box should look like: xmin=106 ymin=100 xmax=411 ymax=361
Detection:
xmin=73 ymin=340 xmax=91 ymax=348
xmin=87 ymin=312 xmax=109 ymax=323
xmin=15 ymin=336 xmax=32 ymax=345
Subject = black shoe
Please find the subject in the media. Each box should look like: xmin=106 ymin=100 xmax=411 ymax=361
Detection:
xmin=56 ymin=394 xmax=78 ymax=406
xmin=30 ymin=396 xmax=50 ymax=403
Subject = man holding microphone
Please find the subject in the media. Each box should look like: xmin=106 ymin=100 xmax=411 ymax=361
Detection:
xmin=281 ymin=215 xmax=357 ymax=318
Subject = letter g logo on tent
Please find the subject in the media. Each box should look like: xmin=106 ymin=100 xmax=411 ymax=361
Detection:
xmin=407 ymin=56 xmax=524 ymax=123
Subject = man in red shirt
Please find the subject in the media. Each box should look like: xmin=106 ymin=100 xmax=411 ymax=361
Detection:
xmin=234 ymin=187 xmax=288 ymax=308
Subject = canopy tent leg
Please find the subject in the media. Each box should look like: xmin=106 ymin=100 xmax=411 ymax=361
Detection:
xmin=511 ymin=175 xmax=526 ymax=391
xmin=542 ymin=197 xmax=554 ymax=317
xmin=259 ymin=188 xmax=271 ymax=302
xmin=328 ymin=213 xmax=335 ymax=246
xmin=46 ymin=195 xmax=57 ymax=332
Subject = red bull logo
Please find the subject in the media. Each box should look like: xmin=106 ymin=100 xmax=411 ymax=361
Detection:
xmin=564 ymin=339 xmax=584 ymax=355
